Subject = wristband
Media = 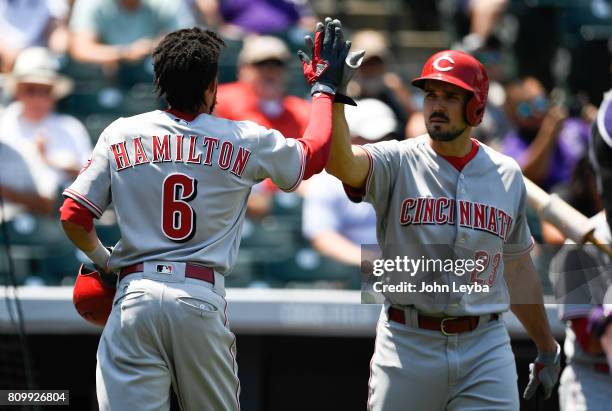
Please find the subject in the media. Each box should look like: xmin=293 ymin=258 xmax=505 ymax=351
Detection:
xmin=85 ymin=241 xmax=111 ymax=271
xmin=311 ymin=83 xmax=336 ymax=96
xmin=536 ymin=342 xmax=560 ymax=363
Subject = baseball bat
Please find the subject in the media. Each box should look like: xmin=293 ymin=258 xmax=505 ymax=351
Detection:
xmin=524 ymin=177 xmax=612 ymax=257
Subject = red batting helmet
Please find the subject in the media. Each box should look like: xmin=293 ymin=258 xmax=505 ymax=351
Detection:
xmin=73 ymin=265 xmax=117 ymax=326
xmin=412 ymin=50 xmax=489 ymax=126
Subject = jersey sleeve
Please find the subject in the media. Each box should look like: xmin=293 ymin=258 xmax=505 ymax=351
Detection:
xmin=62 ymin=132 xmax=111 ymax=218
xmin=246 ymin=126 xmax=305 ymax=192
xmin=503 ymin=176 xmax=534 ymax=259
xmin=349 ymin=140 xmax=401 ymax=212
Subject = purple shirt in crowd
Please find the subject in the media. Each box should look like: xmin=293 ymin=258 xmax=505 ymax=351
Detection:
xmin=502 ymin=118 xmax=591 ymax=190
xmin=220 ymin=0 xmax=305 ymax=34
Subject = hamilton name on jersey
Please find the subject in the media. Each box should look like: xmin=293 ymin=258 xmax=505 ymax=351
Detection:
xmin=109 ymin=134 xmax=252 ymax=177
xmin=399 ymin=196 xmax=513 ymax=241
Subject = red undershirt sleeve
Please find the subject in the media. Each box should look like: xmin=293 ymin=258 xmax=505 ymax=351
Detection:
xmin=59 ymin=197 xmax=95 ymax=232
xmin=296 ymin=93 xmax=333 ymax=180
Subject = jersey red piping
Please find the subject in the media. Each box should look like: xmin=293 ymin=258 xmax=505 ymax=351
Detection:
xmin=63 ymin=188 xmax=103 ymax=217
xmin=503 ymin=237 xmax=535 ymax=258
xmin=343 ymin=145 xmax=373 ymax=202
xmin=362 ymin=146 xmax=374 ymax=197
xmin=281 ymin=139 xmax=306 ymax=193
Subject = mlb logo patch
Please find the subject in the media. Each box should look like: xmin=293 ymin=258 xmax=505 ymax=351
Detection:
xmin=156 ymin=264 xmax=173 ymax=274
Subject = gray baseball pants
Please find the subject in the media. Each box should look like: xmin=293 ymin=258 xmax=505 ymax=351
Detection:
xmin=559 ymin=363 xmax=612 ymax=411
xmin=96 ymin=264 xmax=240 ymax=411
xmin=368 ymin=305 xmax=519 ymax=411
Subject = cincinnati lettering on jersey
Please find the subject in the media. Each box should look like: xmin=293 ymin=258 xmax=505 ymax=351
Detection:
xmin=399 ymin=196 xmax=513 ymax=240
xmin=110 ymin=135 xmax=252 ymax=177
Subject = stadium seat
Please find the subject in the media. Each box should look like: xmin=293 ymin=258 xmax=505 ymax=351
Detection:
xmin=0 ymin=214 xmax=80 ymax=285
xmin=262 ymin=247 xmax=360 ymax=288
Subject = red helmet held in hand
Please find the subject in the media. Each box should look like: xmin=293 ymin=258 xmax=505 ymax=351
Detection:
xmin=412 ymin=50 xmax=489 ymax=126
xmin=73 ymin=265 xmax=117 ymax=326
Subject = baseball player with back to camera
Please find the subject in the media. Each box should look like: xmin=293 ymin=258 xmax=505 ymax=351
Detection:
xmin=550 ymin=89 xmax=612 ymax=411
xmin=59 ymin=21 xmax=351 ymax=410
xmin=326 ymin=47 xmax=562 ymax=410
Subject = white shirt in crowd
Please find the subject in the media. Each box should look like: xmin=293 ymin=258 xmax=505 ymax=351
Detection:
xmin=0 ymin=139 xmax=58 ymax=220
xmin=302 ymin=171 xmax=377 ymax=245
xmin=0 ymin=102 xmax=92 ymax=185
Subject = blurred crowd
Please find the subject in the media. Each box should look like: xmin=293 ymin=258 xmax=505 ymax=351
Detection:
xmin=0 ymin=0 xmax=610 ymax=290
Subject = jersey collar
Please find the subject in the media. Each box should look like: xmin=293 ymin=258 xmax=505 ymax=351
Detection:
xmin=436 ymin=138 xmax=480 ymax=172
xmin=165 ymin=108 xmax=199 ymax=122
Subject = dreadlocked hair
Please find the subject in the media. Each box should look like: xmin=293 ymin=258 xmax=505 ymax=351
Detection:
xmin=153 ymin=27 xmax=225 ymax=113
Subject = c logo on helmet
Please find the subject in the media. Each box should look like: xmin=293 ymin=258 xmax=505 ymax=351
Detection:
xmin=433 ymin=54 xmax=455 ymax=72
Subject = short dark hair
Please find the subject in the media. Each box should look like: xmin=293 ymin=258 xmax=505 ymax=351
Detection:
xmin=153 ymin=27 xmax=225 ymax=113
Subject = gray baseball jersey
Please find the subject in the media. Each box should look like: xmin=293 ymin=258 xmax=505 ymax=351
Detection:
xmin=550 ymin=212 xmax=611 ymax=366
xmin=354 ymin=135 xmax=533 ymax=316
xmin=550 ymin=213 xmax=612 ymax=411
xmin=63 ymin=109 xmax=305 ymax=274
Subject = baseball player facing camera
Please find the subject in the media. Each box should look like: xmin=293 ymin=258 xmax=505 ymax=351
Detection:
xmin=60 ymin=22 xmax=350 ymax=411
xmin=326 ymin=49 xmax=561 ymax=410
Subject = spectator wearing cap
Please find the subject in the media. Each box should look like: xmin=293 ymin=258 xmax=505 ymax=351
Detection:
xmin=302 ymin=99 xmax=397 ymax=266
xmin=0 ymin=47 xmax=92 ymax=186
xmin=68 ymin=0 xmax=181 ymax=68
xmin=348 ymin=30 xmax=415 ymax=137
xmin=215 ymin=35 xmax=310 ymax=139
xmin=0 ymin=0 xmax=69 ymax=73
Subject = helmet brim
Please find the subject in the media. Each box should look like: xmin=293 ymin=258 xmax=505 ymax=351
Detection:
xmin=411 ymin=74 xmax=476 ymax=95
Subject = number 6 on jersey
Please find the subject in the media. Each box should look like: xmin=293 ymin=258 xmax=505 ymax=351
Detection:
xmin=162 ymin=173 xmax=197 ymax=242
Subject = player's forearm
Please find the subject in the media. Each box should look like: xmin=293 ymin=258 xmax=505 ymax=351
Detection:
xmin=312 ymin=231 xmax=362 ymax=266
xmin=512 ymin=304 xmax=558 ymax=353
xmin=326 ymin=104 xmax=369 ymax=188
xmin=62 ymin=219 xmax=112 ymax=271
xmin=61 ymin=220 xmax=99 ymax=253
xmin=505 ymin=255 xmax=557 ymax=352
xmin=299 ymin=93 xmax=333 ymax=180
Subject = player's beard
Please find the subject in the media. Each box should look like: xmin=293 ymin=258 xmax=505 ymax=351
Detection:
xmin=427 ymin=123 xmax=467 ymax=142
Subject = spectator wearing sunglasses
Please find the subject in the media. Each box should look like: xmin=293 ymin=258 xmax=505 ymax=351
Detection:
xmin=501 ymin=76 xmax=591 ymax=191
xmin=1 ymin=47 xmax=92 ymax=186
